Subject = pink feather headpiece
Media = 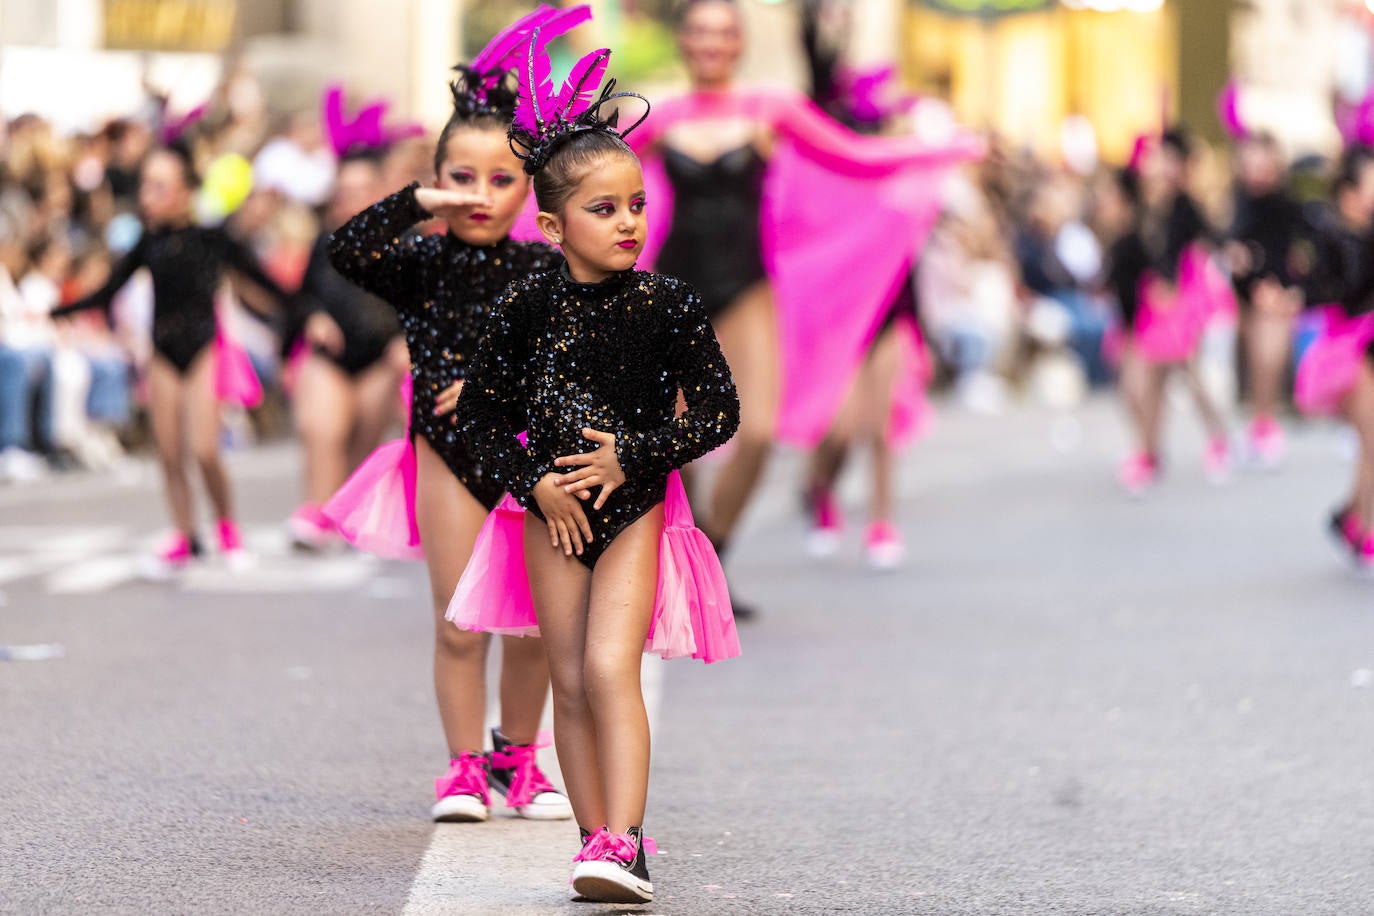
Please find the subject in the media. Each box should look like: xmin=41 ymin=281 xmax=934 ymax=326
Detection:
xmin=1216 ymin=80 xmax=1249 ymax=141
xmin=450 ymin=4 xmax=592 ymax=121
xmin=321 ymin=85 xmax=426 ymax=157
xmin=507 ymin=26 xmax=649 ymax=175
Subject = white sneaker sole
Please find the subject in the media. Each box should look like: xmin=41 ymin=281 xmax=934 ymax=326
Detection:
xmin=806 ymin=529 xmax=842 ymax=559
xmin=571 ymin=861 xmax=653 ymax=903
xmin=431 ymin=794 xmax=489 ymax=823
xmin=514 ymin=793 xmax=573 ymax=820
xmin=865 ymin=545 xmax=905 ymax=572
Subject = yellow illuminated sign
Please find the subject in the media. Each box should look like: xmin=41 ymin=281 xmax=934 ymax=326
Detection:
xmin=103 ymin=0 xmax=238 ymax=51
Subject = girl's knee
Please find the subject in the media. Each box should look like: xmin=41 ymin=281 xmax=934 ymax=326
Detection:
xmin=436 ymin=622 xmax=485 ymax=662
xmin=582 ymin=654 xmax=640 ymax=706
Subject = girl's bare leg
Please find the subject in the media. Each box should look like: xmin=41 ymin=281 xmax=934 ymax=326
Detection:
xmin=146 ymin=356 xmax=193 ymax=535
xmin=585 ymin=506 xmax=663 ymax=833
xmin=414 ymin=437 xmax=496 ymax=756
xmin=184 ymin=347 xmax=233 ymax=520
xmin=523 ymin=514 xmax=600 ymax=827
xmin=295 ymin=354 xmax=355 ymax=506
xmin=705 ymin=281 xmax=779 ymax=547
xmin=346 ymin=356 xmax=401 ymax=471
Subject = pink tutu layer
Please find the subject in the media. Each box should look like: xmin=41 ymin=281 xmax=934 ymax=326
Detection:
xmin=448 ymin=470 xmax=741 ymax=663
xmin=214 ymin=323 xmax=264 ymax=408
xmin=1294 ymin=304 xmax=1374 ymax=417
xmin=1134 ymin=245 xmax=1234 ymax=365
xmin=322 ymin=437 xmax=425 ymax=560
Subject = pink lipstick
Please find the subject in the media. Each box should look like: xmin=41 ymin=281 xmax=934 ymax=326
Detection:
xmin=469 ymin=213 xmax=491 ymax=222
xmin=617 ymin=240 xmax=639 ymax=249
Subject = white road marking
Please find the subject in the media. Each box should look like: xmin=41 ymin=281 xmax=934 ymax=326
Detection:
xmin=402 ymin=656 xmax=666 ymax=915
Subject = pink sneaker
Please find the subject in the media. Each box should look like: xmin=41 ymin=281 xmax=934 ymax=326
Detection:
xmin=431 ymin=752 xmax=491 ymax=823
xmin=1359 ymin=534 xmax=1374 ymax=573
xmin=1119 ymin=452 xmax=1158 ymax=497
xmin=1203 ymin=437 xmax=1232 ymax=485
xmin=217 ymin=518 xmax=254 ymax=571
xmin=139 ymin=531 xmax=198 ymax=580
xmin=288 ymin=504 xmax=342 ymax=552
xmin=863 ymin=520 xmax=905 ymax=571
xmin=806 ymin=486 xmax=844 ymax=558
xmin=1248 ymin=416 xmax=1285 ymax=469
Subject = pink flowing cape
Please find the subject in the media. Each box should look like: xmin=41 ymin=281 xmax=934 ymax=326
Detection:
xmin=631 ymin=88 xmax=978 ymax=449
xmin=322 ymin=374 xmax=425 ymax=560
xmin=1133 ymin=244 xmax=1236 ymax=365
xmin=1294 ymin=304 xmax=1374 ymax=417
xmin=447 ymin=470 xmax=741 ymax=664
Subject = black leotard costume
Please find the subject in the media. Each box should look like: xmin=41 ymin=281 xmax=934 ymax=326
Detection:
xmin=1227 ymin=186 xmax=1309 ymax=304
xmin=52 ymin=224 xmax=284 ymax=373
xmin=1106 ymin=193 xmax=1211 ymax=330
xmin=656 ymin=145 xmax=768 ymax=321
xmin=456 ymin=266 xmax=740 ymax=569
xmin=287 ymin=232 xmax=401 ymax=376
xmin=327 ymin=183 xmax=562 ymax=510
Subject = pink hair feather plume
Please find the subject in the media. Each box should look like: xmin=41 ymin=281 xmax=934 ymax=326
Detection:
xmin=1216 ymin=80 xmax=1248 ymax=141
xmin=321 ymin=84 xmax=426 ymax=157
xmin=509 ymin=27 xmax=650 ymax=174
xmin=158 ymin=102 xmax=208 ymax=145
xmin=470 ymin=4 xmax=591 ymax=88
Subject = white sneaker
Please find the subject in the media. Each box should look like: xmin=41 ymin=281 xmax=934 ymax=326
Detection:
xmin=0 ymin=447 xmax=47 ymax=483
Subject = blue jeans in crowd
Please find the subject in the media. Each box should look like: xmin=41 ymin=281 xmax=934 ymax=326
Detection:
xmin=0 ymin=345 xmax=55 ymax=452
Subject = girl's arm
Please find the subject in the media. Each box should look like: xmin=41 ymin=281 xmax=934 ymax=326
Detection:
xmin=50 ymin=236 xmax=146 ymax=321
xmin=219 ymin=230 xmax=294 ymax=324
xmin=327 ymin=182 xmax=430 ymax=308
xmin=455 ymin=280 xmax=549 ymax=501
xmin=614 ymin=280 xmax=741 ymax=480
xmin=769 ymin=91 xmax=981 ymax=176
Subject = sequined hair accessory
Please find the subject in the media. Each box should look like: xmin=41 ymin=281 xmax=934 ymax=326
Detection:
xmin=508 ymin=28 xmax=650 ymax=175
xmin=449 ymin=4 xmax=592 ymax=121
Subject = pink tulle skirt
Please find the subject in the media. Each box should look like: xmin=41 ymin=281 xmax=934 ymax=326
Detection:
xmin=214 ymin=321 xmax=263 ymax=408
xmin=322 ymin=436 xmax=424 ymax=560
xmin=1134 ymin=245 xmax=1235 ymax=365
xmin=447 ymin=470 xmax=741 ymax=664
xmin=1294 ymin=304 xmax=1374 ymax=417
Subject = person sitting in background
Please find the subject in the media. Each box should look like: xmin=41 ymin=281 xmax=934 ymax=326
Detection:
xmin=1015 ymin=177 xmax=1111 ymax=387
xmin=0 ymin=226 xmax=55 ymax=481
xmin=58 ymin=247 xmax=132 ymax=469
xmin=918 ymin=177 xmax=1019 ymax=414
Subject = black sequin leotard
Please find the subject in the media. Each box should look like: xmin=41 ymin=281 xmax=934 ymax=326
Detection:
xmin=52 ymin=224 xmax=284 ymax=373
xmin=457 ymin=266 xmax=740 ymax=568
xmin=288 ymin=232 xmax=401 ymax=375
xmin=327 ymin=183 xmax=562 ymax=509
xmin=656 ymin=145 xmax=768 ymax=321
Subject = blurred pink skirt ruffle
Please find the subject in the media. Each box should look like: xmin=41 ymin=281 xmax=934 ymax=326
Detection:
xmin=214 ymin=322 xmax=263 ymax=408
xmin=1295 ymin=304 xmax=1374 ymax=417
xmin=447 ymin=470 xmax=740 ymax=663
xmin=1134 ymin=245 xmax=1235 ymax=365
xmin=322 ymin=436 xmax=424 ymax=560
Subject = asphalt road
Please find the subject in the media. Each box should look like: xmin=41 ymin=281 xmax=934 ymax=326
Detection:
xmin=3 ymin=397 xmax=1373 ymax=915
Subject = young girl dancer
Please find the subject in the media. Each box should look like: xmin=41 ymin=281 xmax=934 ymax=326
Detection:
xmin=1294 ymin=146 xmax=1374 ymax=565
xmin=52 ymin=141 xmax=285 ymax=575
xmin=630 ymin=0 xmax=977 ymax=598
xmin=1108 ymin=130 xmax=1234 ymax=496
xmin=1225 ymin=131 xmax=1307 ymax=468
xmin=286 ymin=149 xmax=406 ymax=549
xmin=448 ymin=35 xmax=741 ymax=903
xmin=325 ymin=7 xmax=587 ymax=822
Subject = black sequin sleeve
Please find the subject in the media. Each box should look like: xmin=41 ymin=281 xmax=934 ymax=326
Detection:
xmin=50 ymin=234 xmax=147 ymax=321
xmin=455 ymin=278 xmax=551 ymax=501
xmin=327 ymin=182 xmax=432 ymax=310
xmin=614 ymin=281 xmax=740 ymax=480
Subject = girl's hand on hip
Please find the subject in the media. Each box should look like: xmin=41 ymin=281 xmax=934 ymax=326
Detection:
xmin=533 ymin=472 xmax=594 ymax=557
xmin=554 ymin=428 xmax=626 ymax=511
xmin=433 ymin=379 xmax=464 ymax=417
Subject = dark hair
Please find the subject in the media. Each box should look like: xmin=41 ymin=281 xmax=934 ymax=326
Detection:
xmin=1160 ymin=126 xmax=1192 ymax=160
xmin=1334 ymin=145 xmax=1374 ymax=197
xmin=532 ymin=129 xmax=638 ymax=213
xmin=26 ymin=233 xmax=54 ymax=267
xmin=433 ymin=109 xmax=510 ymax=176
xmin=339 ymin=147 xmax=387 ymax=171
xmin=154 ymin=140 xmax=201 ymax=188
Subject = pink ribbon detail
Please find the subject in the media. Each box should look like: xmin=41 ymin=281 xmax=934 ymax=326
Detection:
xmin=489 ymin=738 xmax=556 ymax=809
xmin=434 ymin=753 xmax=489 ymax=805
